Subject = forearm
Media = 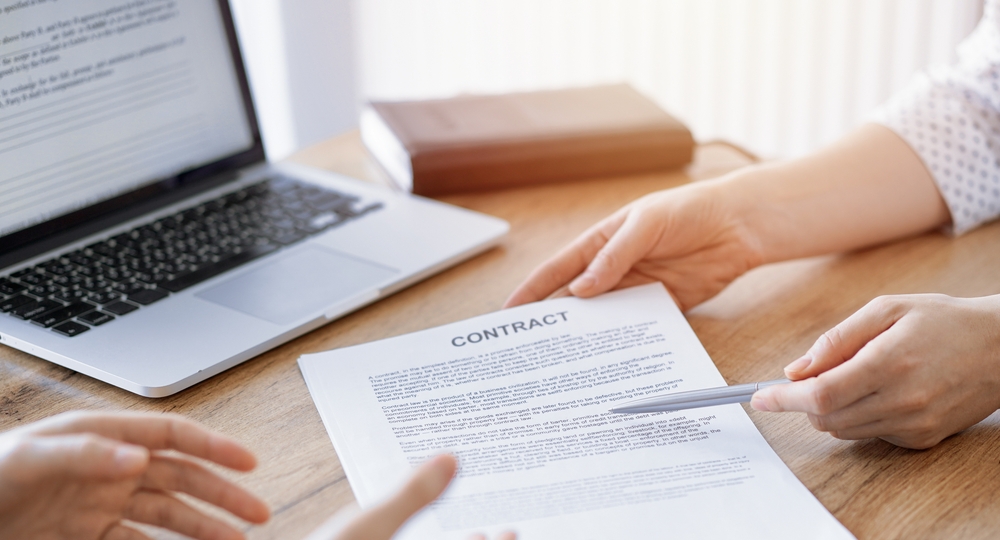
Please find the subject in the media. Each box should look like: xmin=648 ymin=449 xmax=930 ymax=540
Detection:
xmin=717 ymin=123 xmax=951 ymax=265
xmin=506 ymin=122 xmax=953 ymax=310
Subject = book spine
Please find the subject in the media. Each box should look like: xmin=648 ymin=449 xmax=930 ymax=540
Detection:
xmin=408 ymin=130 xmax=694 ymax=196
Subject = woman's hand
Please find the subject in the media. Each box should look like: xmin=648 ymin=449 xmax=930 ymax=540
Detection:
xmin=307 ymin=454 xmax=515 ymax=540
xmin=505 ymin=124 xmax=949 ymax=311
xmin=0 ymin=411 xmax=269 ymax=540
xmin=752 ymin=294 xmax=1000 ymax=449
xmin=504 ymin=179 xmax=765 ymax=310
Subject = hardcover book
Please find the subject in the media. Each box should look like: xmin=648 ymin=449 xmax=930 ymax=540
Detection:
xmin=360 ymin=84 xmax=695 ymax=196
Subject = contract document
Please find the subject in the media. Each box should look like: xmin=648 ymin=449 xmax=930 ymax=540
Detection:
xmin=299 ymin=283 xmax=854 ymax=539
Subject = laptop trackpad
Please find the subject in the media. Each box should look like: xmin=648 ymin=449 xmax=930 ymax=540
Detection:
xmin=196 ymin=246 xmax=398 ymax=325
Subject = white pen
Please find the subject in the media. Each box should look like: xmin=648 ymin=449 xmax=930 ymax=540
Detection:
xmin=609 ymin=378 xmax=792 ymax=414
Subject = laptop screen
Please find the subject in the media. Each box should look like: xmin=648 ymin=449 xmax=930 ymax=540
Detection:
xmin=0 ymin=0 xmax=260 ymax=253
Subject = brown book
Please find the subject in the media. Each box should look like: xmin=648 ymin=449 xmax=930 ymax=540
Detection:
xmin=360 ymin=84 xmax=694 ymax=196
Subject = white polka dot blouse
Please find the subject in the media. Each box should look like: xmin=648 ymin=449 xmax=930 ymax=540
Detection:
xmin=874 ymin=0 xmax=1000 ymax=235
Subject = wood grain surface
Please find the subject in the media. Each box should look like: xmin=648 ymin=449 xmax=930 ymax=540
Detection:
xmin=2 ymin=131 xmax=999 ymax=539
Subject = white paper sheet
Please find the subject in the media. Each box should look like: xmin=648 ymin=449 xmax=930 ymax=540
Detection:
xmin=299 ymin=283 xmax=854 ymax=539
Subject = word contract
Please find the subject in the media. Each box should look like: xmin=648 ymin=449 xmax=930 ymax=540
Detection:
xmin=299 ymin=283 xmax=854 ymax=539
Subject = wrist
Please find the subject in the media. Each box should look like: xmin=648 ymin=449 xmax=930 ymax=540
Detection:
xmin=707 ymin=156 xmax=883 ymax=265
xmin=705 ymin=164 xmax=786 ymax=267
xmin=710 ymin=124 xmax=951 ymax=266
xmin=978 ymin=294 xmax=1000 ymax=410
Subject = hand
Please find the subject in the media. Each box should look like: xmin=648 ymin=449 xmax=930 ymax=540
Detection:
xmin=751 ymin=294 xmax=1000 ymax=449
xmin=504 ymin=179 xmax=765 ymax=310
xmin=306 ymin=454 xmax=515 ymax=540
xmin=0 ymin=411 xmax=269 ymax=539
xmin=504 ymin=125 xmax=950 ymax=311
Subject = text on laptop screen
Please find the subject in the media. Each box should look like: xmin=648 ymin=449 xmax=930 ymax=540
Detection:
xmin=0 ymin=0 xmax=255 ymax=237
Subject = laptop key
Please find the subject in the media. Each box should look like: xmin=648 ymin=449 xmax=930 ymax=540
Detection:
xmin=80 ymin=279 xmax=114 ymax=293
xmin=15 ymin=272 xmax=46 ymax=285
xmin=10 ymin=268 xmax=38 ymax=279
xmin=11 ymin=299 xmax=62 ymax=320
xmin=86 ymin=243 xmax=116 ymax=257
xmin=312 ymin=197 xmax=351 ymax=213
xmin=1 ymin=294 xmax=35 ymax=312
xmin=86 ymin=290 xmax=123 ymax=305
xmin=28 ymin=283 xmax=62 ymax=297
xmin=304 ymin=212 xmax=344 ymax=232
xmin=78 ymin=310 xmax=114 ymax=326
xmin=103 ymin=301 xmax=139 ymax=316
xmin=268 ymin=177 xmax=299 ymax=192
xmin=159 ymin=244 xmax=278 ymax=292
xmin=113 ymin=281 xmax=153 ymax=295
xmin=1 ymin=179 xmax=379 ymax=331
xmin=31 ymin=302 xmax=96 ymax=328
xmin=52 ymin=289 xmax=89 ymax=303
xmin=40 ymin=261 xmax=73 ymax=276
xmin=72 ymin=265 xmax=96 ymax=277
xmin=0 ymin=279 xmax=24 ymax=296
xmin=50 ymin=274 xmax=75 ymax=286
xmin=67 ymin=253 xmax=93 ymax=266
xmin=271 ymin=230 xmax=307 ymax=246
xmin=128 ymin=288 xmax=169 ymax=305
xmin=52 ymin=321 xmax=90 ymax=337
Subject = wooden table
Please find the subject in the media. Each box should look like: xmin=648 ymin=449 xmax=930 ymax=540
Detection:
xmin=3 ymin=132 xmax=1000 ymax=539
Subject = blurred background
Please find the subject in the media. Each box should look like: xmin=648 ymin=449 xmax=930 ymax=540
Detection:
xmin=230 ymin=0 xmax=983 ymax=161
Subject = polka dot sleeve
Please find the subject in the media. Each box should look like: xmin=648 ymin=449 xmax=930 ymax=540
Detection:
xmin=873 ymin=0 xmax=1000 ymax=235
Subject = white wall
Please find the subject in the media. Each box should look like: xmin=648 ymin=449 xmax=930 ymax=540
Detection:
xmin=356 ymin=0 xmax=984 ymax=159
xmin=230 ymin=0 xmax=357 ymax=159
xmin=232 ymin=0 xmax=983 ymax=160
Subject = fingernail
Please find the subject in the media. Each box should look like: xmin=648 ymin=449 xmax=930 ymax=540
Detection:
xmin=750 ymin=395 xmax=771 ymax=412
xmin=570 ymin=273 xmax=596 ymax=293
xmin=113 ymin=445 xmax=147 ymax=472
xmin=785 ymin=355 xmax=812 ymax=374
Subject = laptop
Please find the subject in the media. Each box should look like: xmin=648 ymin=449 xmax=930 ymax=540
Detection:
xmin=0 ymin=0 xmax=508 ymax=397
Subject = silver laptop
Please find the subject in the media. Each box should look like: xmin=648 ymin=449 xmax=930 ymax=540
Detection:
xmin=0 ymin=0 xmax=508 ymax=397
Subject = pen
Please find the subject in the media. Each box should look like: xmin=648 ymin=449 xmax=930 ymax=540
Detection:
xmin=609 ymin=378 xmax=792 ymax=414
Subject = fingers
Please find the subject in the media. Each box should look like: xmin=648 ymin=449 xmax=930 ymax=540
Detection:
xmin=828 ymin=419 xmax=896 ymax=442
xmin=142 ymin=454 xmax=270 ymax=524
xmin=750 ymin=294 xmax=997 ymax=449
xmin=783 ymin=296 xmax=905 ymax=380
xmin=568 ymin=211 xmax=658 ymax=298
xmin=803 ymin=392 xmax=889 ymax=433
xmin=380 ymin=454 xmax=457 ymax=522
xmin=103 ymin=522 xmax=153 ymax=540
xmin=337 ymin=454 xmax=457 ymax=540
xmin=753 ymin=297 xmax=912 ymax=413
xmin=37 ymin=412 xmax=257 ymax=472
xmin=824 ymin=415 xmax=946 ymax=450
xmin=504 ymin=211 xmax=628 ymax=308
xmin=12 ymin=434 xmax=148 ymax=483
xmin=468 ymin=533 xmax=517 ymax=540
xmin=752 ymin=332 xmax=890 ymax=415
xmin=804 ymin=394 xmax=950 ymax=450
xmin=125 ymin=490 xmax=245 ymax=540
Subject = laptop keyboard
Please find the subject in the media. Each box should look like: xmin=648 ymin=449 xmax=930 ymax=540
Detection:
xmin=0 ymin=176 xmax=382 ymax=337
